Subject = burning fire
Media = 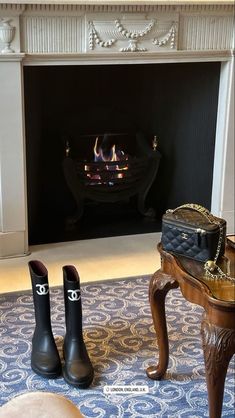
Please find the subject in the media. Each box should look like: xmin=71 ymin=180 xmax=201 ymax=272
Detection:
xmin=85 ymin=136 xmax=128 ymax=184
xmin=94 ymin=137 xmax=118 ymax=162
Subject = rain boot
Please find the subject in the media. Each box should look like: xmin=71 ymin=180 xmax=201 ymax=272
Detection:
xmin=63 ymin=265 xmax=94 ymax=388
xmin=29 ymin=260 xmax=62 ymax=378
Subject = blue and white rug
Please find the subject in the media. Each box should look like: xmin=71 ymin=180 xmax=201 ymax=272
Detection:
xmin=0 ymin=276 xmax=234 ymax=417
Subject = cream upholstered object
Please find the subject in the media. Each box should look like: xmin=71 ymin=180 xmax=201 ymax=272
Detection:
xmin=0 ymin=392 xmax=83 ymax=418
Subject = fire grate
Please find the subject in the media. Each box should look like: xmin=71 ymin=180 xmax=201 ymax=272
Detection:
xmin=63 ymin=132 xmax=161 ymax=223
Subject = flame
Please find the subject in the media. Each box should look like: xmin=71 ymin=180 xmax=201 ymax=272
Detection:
xmin=94 ymin=137 xmax=118 ymax=162
xmin=85 ymin=136 xmax=129 ymax=184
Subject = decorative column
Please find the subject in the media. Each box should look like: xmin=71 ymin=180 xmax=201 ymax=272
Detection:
xmin=211 ymin=59 xmax=235 ymax=233
xmin=0 ymin=54 xmax=28 ymax=257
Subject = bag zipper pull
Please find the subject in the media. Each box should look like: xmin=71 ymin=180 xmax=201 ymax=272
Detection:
xmin=196 ymin=228 xmax=206 ymax=246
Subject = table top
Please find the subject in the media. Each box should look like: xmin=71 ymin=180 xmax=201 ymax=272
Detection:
xmin=175 ymin=242 xmax=235 ymax=303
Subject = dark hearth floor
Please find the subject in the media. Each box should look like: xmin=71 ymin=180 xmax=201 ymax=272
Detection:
xmin=29 ymin=201 xmax=162 ymax=245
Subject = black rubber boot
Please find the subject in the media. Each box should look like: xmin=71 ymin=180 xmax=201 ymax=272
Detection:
xmin=29 ymin=260 xmax=62 ymax=378
xmin=63 ymin=265 xmax=94 ymax=388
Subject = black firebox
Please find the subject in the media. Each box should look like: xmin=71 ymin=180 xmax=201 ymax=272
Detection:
xmin=24 ymin=62 xmax=220 ymax=245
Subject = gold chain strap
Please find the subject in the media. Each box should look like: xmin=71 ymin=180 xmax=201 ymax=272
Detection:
xmin=167 ymin=204 xmax=235 ymax=282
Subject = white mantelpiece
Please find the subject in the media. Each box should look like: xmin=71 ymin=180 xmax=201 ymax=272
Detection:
xmin=0 ymin=0 xmax=234 ymax=257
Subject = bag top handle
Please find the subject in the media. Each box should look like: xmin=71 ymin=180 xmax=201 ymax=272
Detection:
xmin=167 ymin=204 xmax=212 ymax=222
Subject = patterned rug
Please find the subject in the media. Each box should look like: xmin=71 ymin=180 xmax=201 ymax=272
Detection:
xmin=0 ymin=276 xmax=234 ymax=417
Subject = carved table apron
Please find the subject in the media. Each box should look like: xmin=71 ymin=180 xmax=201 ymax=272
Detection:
xmin=146 ymin=243 xmax=235 ymax=418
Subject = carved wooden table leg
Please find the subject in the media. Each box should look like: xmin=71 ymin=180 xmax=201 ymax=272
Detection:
xmin=146 ymin=270 xmax=179 ymax=380
xmin=201 ymin=315 xmax=235 ymax=418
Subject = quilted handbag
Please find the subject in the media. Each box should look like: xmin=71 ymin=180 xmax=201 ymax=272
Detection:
xmin=161 ymin=204 xmax=227 ymax=271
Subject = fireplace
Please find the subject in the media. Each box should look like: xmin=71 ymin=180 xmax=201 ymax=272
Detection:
xmin=24 ymin=62 xmax=220 ymax=245
xmin=0 ymin=1 xmax=234 ymax=257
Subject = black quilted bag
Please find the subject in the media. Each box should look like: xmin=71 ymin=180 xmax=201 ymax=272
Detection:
xmin=161 ymin=204 xmax=226 ymax=266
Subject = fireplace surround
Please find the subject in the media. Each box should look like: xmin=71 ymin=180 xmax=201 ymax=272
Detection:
xmin=0 ymin=0 xmax=234 ymax=258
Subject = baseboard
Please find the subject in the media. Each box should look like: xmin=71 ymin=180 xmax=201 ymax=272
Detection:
xmin=0 ymin=231 xmax=29 ymax=259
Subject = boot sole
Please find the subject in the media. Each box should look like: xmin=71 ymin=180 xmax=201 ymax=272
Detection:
xmin=63 ymin=369 xmax=94 ymax=389
xmin=31 ymin=364 xmax=62 ymax=379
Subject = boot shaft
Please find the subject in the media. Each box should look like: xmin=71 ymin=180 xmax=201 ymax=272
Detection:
xmin=28 ymin=260 xmax=52 ymax=331
xmin=28 ymin=260 xmax=62 ymax=378
xmin=63 ymin=265 xmax=94 ymax=387
xmin=63 ymin=265 xmax=83 ymax=338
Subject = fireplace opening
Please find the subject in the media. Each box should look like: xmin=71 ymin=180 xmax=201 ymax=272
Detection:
xmin=62 ymin=131 xmax=161 ymax=225
xmin=24 ymin=62 xmax=220 ymax=245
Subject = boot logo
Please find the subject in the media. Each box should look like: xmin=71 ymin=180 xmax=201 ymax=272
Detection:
xmin=36 ymin=283 xmax=49 ymax=295
xmin=67 ymin=289 xmax=81 ymax=301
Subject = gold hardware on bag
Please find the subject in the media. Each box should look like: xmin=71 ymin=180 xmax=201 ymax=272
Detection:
xmin=196 ymin=228 xmax=206 ymax=235
xmin=204 ymin=260 xmax=217 ymax=272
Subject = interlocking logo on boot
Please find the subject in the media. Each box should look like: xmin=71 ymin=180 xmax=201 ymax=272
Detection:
xmin=36 ymin=283 xmax=49 ymax=295
xmin=67 ymin=289 xmax=81 ymax=301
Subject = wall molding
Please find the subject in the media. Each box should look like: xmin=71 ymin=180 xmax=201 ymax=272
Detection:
xmin=1 ymin=3 xmax=234 ymax=54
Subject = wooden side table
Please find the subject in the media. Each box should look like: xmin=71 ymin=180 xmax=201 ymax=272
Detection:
xmin=146 ymin=242 xmax=235 ymax=418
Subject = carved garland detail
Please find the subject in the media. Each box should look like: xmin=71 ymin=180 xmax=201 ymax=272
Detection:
xmin=88 ymin=21 xmax=116 ymax=49
xmin=115 ymin=18 xmax=155 ymax=52
xmin=88 ymin=19 xmax=177 ymax=52
xmin=152 ymin=23 xmax=176 ymax=49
